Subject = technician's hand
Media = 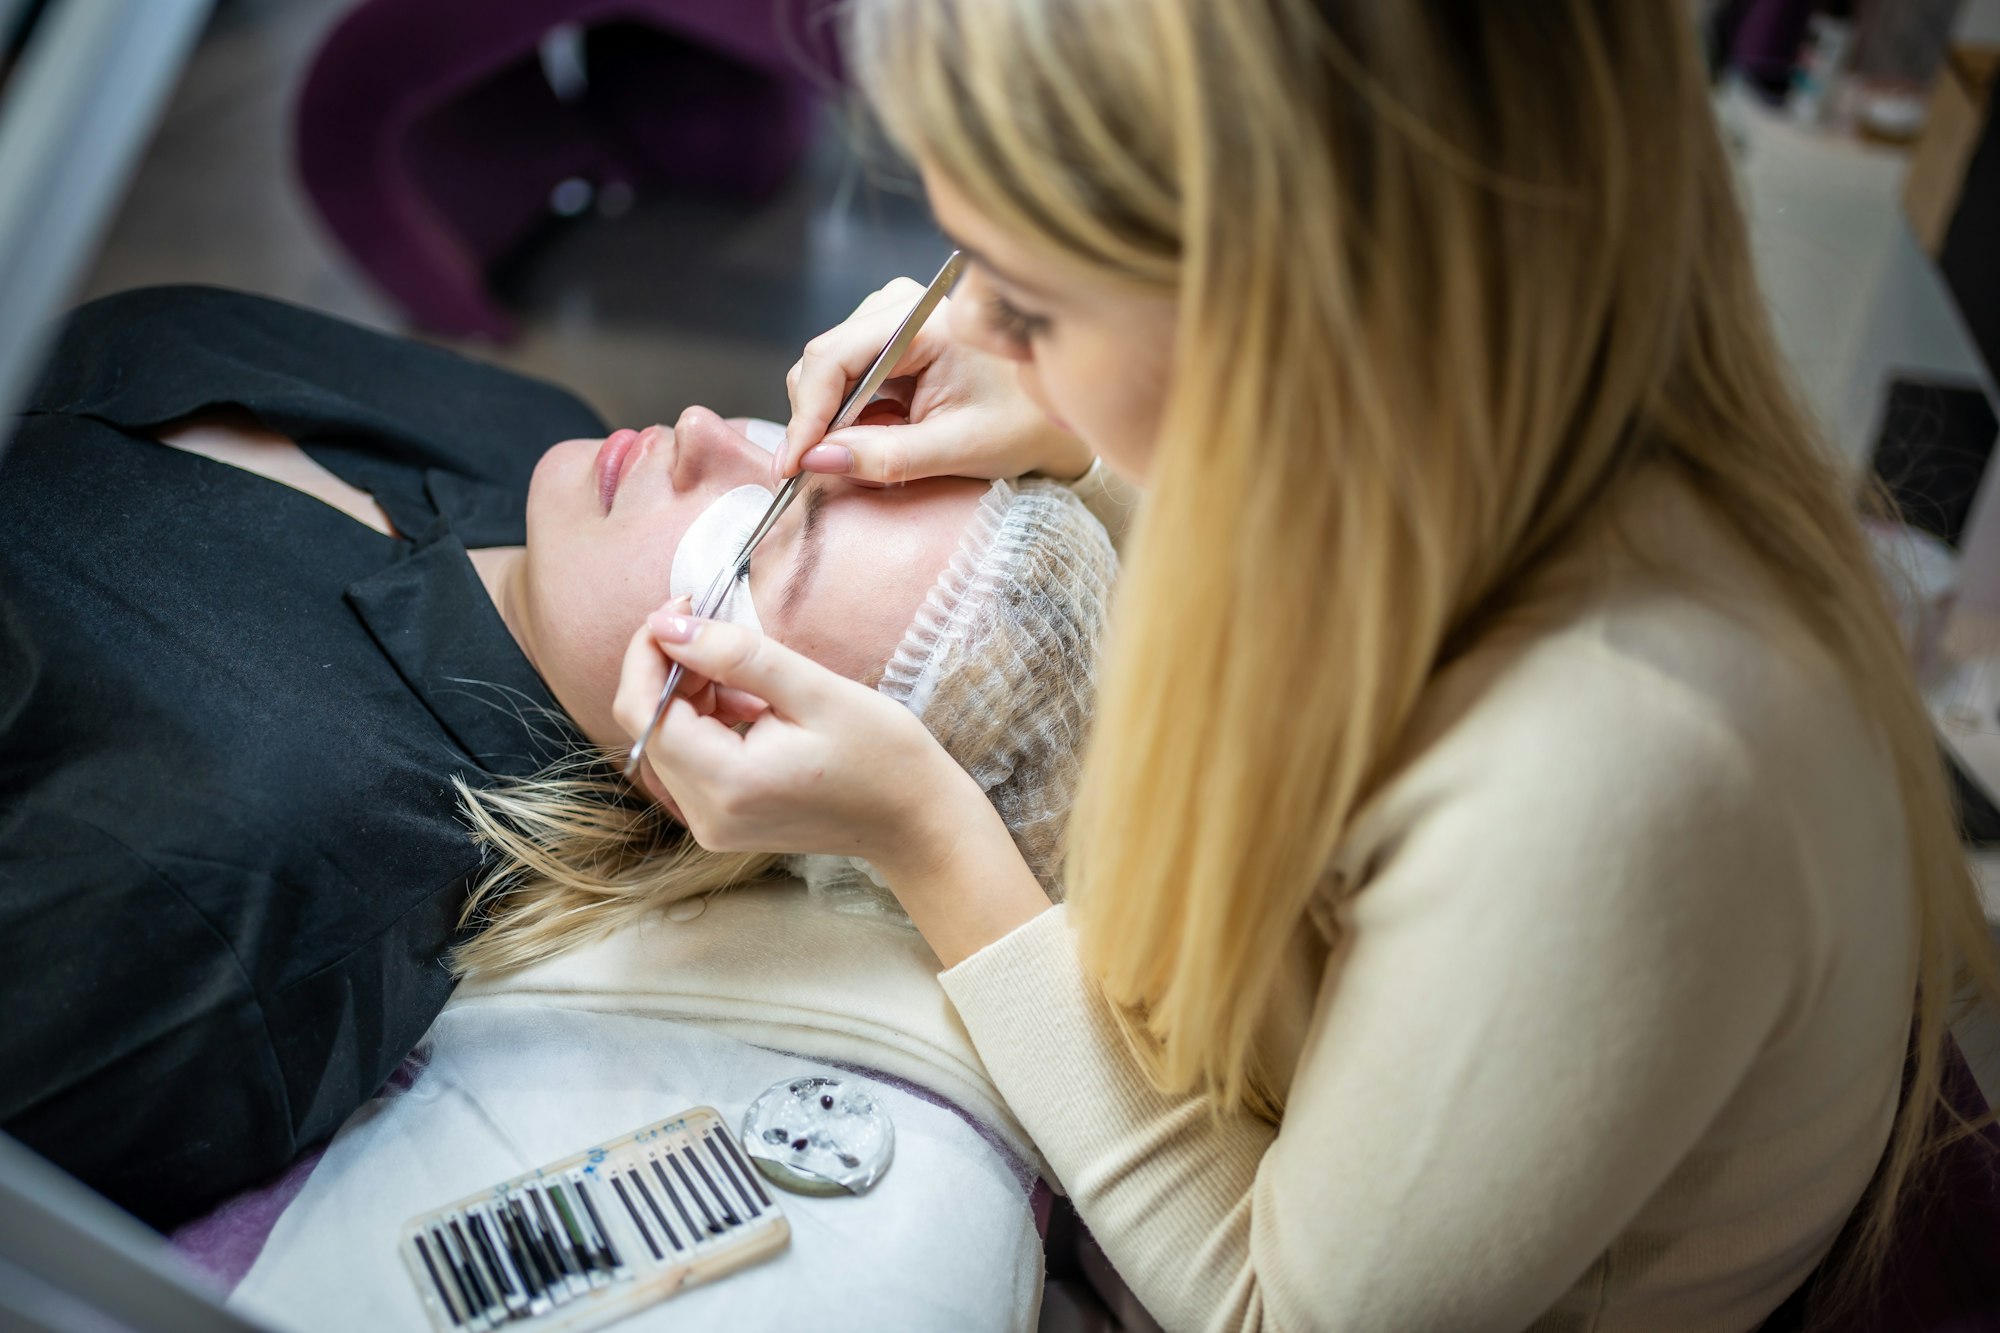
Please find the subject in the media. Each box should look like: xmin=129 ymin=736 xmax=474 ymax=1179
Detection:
xmin=620 ymin=608 xmax=1064 ymax=960
xmin=612 ymin=609 xmax=1052 ymax=964
xmin=614 ymin=610 xmax=963 ymax=863
xmin=778 ymin=277 xmax=1093 ymax=486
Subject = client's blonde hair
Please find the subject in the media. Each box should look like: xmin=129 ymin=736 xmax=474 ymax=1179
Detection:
xmin=850 ymin=0 xmax=2000 ymax=1305
xmin=450 ymin=751 xmax=779 ymax=977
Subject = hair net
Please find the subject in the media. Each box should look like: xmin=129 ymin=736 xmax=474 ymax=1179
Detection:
xmin=784 ymin=477 xmax=1118 ymax=919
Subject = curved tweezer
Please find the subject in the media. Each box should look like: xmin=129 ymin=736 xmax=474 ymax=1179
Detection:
xmin=622 ymin=250 xmax=967 ymax=780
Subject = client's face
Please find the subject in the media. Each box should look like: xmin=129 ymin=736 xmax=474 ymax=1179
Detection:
xmin=521 ymin=406 xmax=987 ymax=749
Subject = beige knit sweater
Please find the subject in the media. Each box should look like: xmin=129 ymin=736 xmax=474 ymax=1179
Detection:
xmin=942 ymin=472 xmax=1919 ymax=1332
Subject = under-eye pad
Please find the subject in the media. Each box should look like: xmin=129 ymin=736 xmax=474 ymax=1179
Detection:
xmin=669 ymin=485 xmax=772 ymax=633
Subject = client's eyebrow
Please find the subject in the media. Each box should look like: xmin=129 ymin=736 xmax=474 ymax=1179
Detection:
xmin=777 ymin=485 xmax=829 ymax=619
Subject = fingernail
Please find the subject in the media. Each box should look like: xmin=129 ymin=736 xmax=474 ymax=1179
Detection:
xmin=801 ymin=444 xmax=852 ymax=474
xmin=648 ymin=612 xmax=702 ymax=643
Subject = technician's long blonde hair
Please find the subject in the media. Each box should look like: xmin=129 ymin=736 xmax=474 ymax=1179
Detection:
xmin=852 ymin=0 xmax=1998 ymax=1300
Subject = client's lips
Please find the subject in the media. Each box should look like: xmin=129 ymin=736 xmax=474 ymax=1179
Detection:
xmin=595 ymin=427 xmax=642 ymax=514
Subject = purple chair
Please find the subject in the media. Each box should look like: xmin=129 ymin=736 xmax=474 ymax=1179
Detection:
xmin=294 ymin=0 xmax=842 ymax=339
xmin=1760 ymin=1038 xmax=2000 ymax=1332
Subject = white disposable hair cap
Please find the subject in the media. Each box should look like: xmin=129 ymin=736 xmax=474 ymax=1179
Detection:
xmin=785 ymin=477 xmax=1118 ymax=918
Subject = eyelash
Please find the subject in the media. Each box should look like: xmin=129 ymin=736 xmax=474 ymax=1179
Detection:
xmin=985 ymin=292 xmax=1051 ymax=347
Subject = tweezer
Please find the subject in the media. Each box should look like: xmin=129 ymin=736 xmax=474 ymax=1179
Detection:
xmin=622 ymin=249 xmax=968 ymax=779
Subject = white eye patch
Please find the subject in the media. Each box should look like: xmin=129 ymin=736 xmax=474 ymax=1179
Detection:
xmin=669 ymin=484 xmax=773 ymax=632
xmin=742 ymin=418 xmax=786 ymax=454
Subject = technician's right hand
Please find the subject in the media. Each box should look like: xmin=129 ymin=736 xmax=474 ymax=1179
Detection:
xmin=778 ymin=276 xmax=1093 ymax=486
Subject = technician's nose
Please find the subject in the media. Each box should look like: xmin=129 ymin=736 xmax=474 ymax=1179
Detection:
xmin=669 ymin=405 xmax=767 ymax=493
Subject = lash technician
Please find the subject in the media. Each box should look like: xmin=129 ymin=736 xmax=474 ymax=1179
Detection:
xmin=614 ymin=3 xmax=2000 ymax=1329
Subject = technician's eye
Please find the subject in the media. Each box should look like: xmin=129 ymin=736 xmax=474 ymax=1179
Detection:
xmin=984 ymin=292 xmax=1051 ymax=348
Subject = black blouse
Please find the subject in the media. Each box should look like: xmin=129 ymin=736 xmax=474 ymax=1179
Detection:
xmin=0 ymin=286 xmax=607 ymax=1227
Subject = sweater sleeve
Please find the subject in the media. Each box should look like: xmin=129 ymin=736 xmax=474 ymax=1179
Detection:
xmin=940 ymin=651 xmax=1807 ymax=1332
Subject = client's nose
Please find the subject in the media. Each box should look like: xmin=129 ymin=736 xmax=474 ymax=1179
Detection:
xmin=669 ymin=405 xmax=767 ymax=493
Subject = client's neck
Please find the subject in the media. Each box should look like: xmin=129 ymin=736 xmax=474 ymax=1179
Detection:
xmin=466 ymin=545 xmax=537 ymax=675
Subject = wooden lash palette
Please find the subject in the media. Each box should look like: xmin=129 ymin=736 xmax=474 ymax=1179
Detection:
xmin=399 ymin=1106 xmax=788 ymax=1332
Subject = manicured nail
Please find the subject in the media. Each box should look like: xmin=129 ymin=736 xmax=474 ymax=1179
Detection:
xmin=648 ymin=612 xmax=701 ymax=643
xmin=801 ymin=444 xmax=852 ymax=474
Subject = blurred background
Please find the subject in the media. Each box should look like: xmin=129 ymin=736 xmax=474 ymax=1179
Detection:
xmin=2 ymin=0 xmax=1991 ymax=468
xmin=14 ymin=0 xmax=952 ymax=430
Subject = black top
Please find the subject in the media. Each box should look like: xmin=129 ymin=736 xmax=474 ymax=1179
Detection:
xmin=0 ymin=286 xmax=606 ymax=1227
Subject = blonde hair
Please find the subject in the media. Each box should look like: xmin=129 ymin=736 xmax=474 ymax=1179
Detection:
xmin=850 ymin=0 xmax=1998 ymax=1302
xmin=451 ymin=749 xmax=780 ymax=977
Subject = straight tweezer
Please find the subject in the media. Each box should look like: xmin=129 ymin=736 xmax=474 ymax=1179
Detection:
xmin=622 ymin=249 xmax=967 ymax=779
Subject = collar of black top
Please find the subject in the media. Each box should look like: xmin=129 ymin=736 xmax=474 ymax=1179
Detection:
xmin=346 ymin=517 xmax=571 ymax=780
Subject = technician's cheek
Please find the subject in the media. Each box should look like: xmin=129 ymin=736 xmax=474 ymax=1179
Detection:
xmin=1013 ymin=362 xmax=1071 ymax=436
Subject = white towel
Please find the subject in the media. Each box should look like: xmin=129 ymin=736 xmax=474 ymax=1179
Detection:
xmin=230 ymin=1005 xmax=1042 ymax=1332
xmin=447 ymin=879 xmax=1044 ymax=1181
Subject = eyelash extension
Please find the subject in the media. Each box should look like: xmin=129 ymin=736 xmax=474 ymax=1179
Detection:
xmin=985 ymin=292 xmax=1051 ymax=345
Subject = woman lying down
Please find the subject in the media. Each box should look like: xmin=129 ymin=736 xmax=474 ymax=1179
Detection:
xmin=0 ymin=286 xmax=1118 ymax=1326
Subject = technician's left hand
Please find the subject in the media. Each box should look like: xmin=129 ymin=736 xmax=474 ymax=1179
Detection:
xmin=612 ymin=609 xmax=976 ymax=872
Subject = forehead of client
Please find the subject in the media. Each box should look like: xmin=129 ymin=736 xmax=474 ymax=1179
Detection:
xmin=521 ymin=406 xmax=989 ymax=749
